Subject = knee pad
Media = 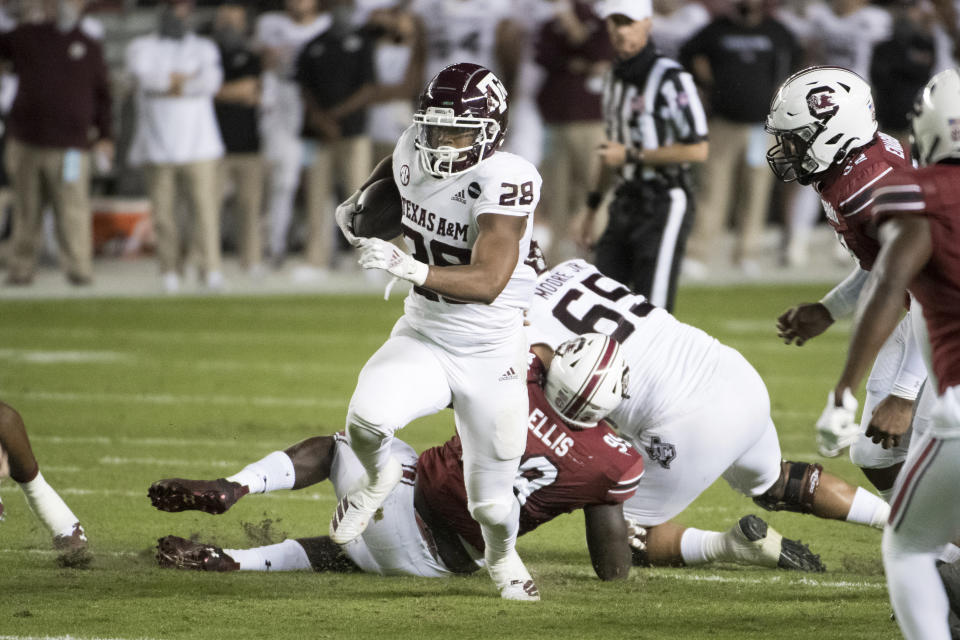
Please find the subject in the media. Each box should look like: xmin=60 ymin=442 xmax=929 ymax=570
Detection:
xmin=468 ymin=499 xmax=514 ymax=528
xmin=753 ymin=460 xmax=822 ymax=514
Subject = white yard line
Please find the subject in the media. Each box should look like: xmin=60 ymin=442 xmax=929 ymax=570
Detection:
xmin=1 ymin=326 xmax=375 ymax=346
xmin=654 ymin=572 xmax=886 ymax=591
xmin=722 ymin=319 xmax=851 ymax=335
xmin=0 ymin=636 xmax=158 ymax=640
xmin=28 ymin=435 xmax=291 ymax=448
xmin=0 ymin=549 xmax=139 ymax=558
xmin=1 ymin=390 xmax=343 ymax=409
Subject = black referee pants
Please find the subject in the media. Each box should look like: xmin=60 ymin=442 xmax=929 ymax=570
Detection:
xmin=594 ymin=181 xmax=694 ymax=313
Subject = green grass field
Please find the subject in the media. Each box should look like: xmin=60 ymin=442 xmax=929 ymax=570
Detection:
xmin=0 ymin=285 xmax=901 ymax=640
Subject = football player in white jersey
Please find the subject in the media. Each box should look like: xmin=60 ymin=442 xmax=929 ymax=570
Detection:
xmin=332 ymin=62 xmax=543 ymax=601
xmin=523 ymin=245 xmax=892 ymax=546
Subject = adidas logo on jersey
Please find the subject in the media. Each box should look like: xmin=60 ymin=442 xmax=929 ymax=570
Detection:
xmin=498 ymin=367 xmax=520 ymax=382
xmin=451 ymin=189 xmax=467 ymax=204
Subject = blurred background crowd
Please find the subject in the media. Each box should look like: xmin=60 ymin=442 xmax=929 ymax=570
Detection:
xmin=0 ymin=0 xmax=956 ymax=293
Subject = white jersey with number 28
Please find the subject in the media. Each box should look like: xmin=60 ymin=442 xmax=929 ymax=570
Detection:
xmin=392 ymin=125 xmax=541 ymax=352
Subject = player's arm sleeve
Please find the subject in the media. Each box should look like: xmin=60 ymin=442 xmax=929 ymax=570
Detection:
xmin=605 ymin=456 xmax=645 ymax=502
xmin=584 ymin=502 xmax=632 ymax=580
xmin=891 ymin=308 xmax=927 ymax=400
xmin=819 ymin=266 xmax=870 ymax=320
xmin=472 ymin=161 xmax=542 ymax=220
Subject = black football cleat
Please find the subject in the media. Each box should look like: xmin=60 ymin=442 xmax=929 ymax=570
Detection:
xmin=148 ymin=478 xmax=249 ymax=515
xmin=156 ymin=535 xmax=240 ymax=572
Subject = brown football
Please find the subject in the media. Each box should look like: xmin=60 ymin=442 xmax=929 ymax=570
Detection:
xmin=354 ymin=178 xmax=403 ymax=240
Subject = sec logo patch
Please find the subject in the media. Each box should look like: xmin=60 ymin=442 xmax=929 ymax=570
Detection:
xmin=399 ymin=164 xmax=410 ymax=185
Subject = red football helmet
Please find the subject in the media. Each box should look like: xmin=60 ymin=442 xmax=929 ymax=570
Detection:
xmin=413 ymin=62 xmax=509 ymax=178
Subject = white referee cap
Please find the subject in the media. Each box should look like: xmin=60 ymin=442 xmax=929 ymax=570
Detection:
xmin=597 ymin=0 xmax=653 ymax=21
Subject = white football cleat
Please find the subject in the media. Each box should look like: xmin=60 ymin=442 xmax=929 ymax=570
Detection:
xmin=486 ymin=550 xmax=540 ymax=602
xmin=328 ymin=456 xmax=402 ymax=544
xmin=727 ymin=515 xmax=824 ymax=572
xmin=815 ymin=389 xmax=860 ymax=457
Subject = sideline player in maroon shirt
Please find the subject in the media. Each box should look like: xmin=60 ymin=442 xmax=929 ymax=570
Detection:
xmin=147 ymin=338 xmax=823 ymax=583
xmin=828 ymin=69 xmax=960 ymax=640
xmin=767 ymin=66 xmax=926 ymax=502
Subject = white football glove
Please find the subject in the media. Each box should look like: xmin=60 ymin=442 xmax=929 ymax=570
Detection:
xmin=625 ymin=517 xmax=648 ymax=552
xmin=815 ymin=388 xmax=860 ymax=457
xmin=335 ymin=189 xmax=362 ymax=247
xmin=357 ymin=237 xmax=429 ymax=286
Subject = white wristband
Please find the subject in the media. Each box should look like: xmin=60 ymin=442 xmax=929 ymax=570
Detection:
xmin=408 ymin=260 xmax=429 ymax=286
xmin=819 ymin=267 xmax=870 ymax=320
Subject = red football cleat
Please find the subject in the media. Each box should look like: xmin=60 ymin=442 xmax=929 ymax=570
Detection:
xmin=148 ymin=478 xmax=249 ymax=515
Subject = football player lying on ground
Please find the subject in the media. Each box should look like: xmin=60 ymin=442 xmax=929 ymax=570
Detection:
xmin=149 ymin=336 xmax=823 ymax=577
xmin=0 ymin=401 xmax=89 ymax=564
xmin=522 ymin=243 xmax=890 ymax=563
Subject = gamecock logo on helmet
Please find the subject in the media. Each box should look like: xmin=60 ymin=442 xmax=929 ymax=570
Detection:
xmin=806 ymin=87 xmax=838 ymax=119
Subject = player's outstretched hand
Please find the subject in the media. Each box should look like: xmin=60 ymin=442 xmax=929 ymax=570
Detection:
xmin=815 ymin=388 xmax=859 ymax=457
xmin=776 ymin=303 xmax=833 ymax=346
xmin=357 ymin=238 xmax=428 ymax=285
xmin=335 ymin=190 xmax=362 ymax=247
xmin=865 ymin=394 xmax=914 ymax=450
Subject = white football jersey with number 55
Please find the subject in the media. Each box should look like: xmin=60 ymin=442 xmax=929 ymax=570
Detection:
xmin=391 ymin=124 xmax=541 ymax=351
xmin=526 ymin=259 xmax=721 ymax=432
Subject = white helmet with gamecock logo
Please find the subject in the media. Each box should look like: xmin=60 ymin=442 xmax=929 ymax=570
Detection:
xmin=766 ymin=66 xmax=877 ymax=184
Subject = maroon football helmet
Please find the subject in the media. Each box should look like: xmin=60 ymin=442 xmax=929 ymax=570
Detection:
xmin=413 ymin=62 xmax=509 ymax=178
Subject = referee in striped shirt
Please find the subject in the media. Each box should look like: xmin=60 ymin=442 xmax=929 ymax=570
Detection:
xmin=576 ymin=0 xmax=708 ymax=312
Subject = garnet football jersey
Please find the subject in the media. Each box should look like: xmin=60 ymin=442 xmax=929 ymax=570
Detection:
xmin=870 ymin=165 xmax=960 ymax=399
xmin=525 ymin=259 xmax=720 ymax=432
xmin=416 ymin=351 xmax=644 ymax=551
xmin=817 ymin=132 xmax=911 ymax=270
xmin=391 ymin=124 xmax=541 ymax=350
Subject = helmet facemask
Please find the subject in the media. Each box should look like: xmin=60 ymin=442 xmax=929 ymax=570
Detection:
xmin=765 ymin=122 xmax=828 ymax=184
xmin=414 ymin=107 xmax=500 ymax=178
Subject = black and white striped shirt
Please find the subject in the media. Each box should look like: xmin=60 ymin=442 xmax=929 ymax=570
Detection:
xmin=602 ymin=44 xmax=708 ymax=188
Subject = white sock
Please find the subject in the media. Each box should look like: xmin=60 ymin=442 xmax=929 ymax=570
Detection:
xmin=938 ymin=543 xmax=960 ymax=565
xmin=226 ymin=451 xmax=295 ymax=494
xmin=224 ymin=539 xmax=311 ymax=571
xmin=879 ymin=487 xmax=895 ymax=503
xmin=846 ymin=487 xmax=890 ymax=529
xmin=18 ymin=471 xmax=83 ymax=538
xmin=679 ymin=528 xmax=727 ymax=565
